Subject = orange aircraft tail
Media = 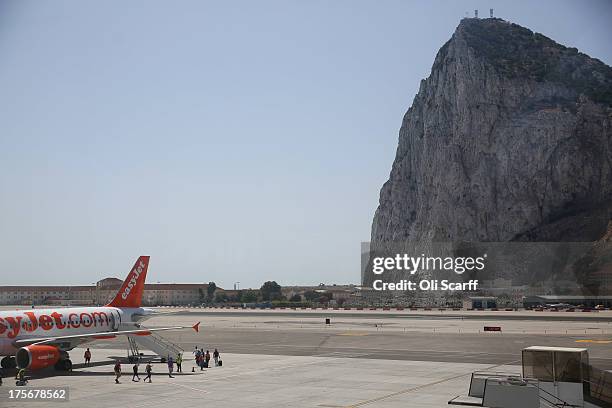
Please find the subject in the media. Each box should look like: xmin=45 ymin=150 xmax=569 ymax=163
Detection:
xmin=106 ymin=256 xmax=150 ymax=308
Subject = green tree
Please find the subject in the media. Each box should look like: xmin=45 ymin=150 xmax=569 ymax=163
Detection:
xmin=303 ymin=290 xmax=319 ymax=302
xmin=207 ymin=282 xmax=217 ymax=297
xmin=207 ymin=282 xmax=217 ymax=303
xmin=260 ymin=281 xmax=282 ymax=301
xmin=198 ymin=287 xmax=206 ymax=304
xmin=318 ymin=291 xmax=333 ymax=303
xmin=289 ymin=294 xmax=302 ymax=302
xmin=241 ymin=290 xmax=258 ymax=303
xmin=228 ymin=291 xmax=242 ymax=303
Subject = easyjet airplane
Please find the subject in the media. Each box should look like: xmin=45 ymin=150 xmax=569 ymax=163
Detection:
xmin=0 ymin=256 xmax=199 ymax=371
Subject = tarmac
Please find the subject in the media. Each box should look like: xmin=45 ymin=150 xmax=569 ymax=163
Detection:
xmin=1 ymin=309 xmax=611 ymax=407
xmin=1 ymin=347 xmax=522 ymax=408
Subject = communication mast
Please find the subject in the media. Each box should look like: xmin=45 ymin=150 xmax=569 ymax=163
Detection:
xmin=474 ymin=9 xmax=478 ymax=18
xmin=490 ymin=8 xmax=494 ymax=18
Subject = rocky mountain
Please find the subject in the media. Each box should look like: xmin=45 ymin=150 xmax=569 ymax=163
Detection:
xmin=372 ymin=18 xmax=612 ymax=247
xmin=372 ymin=19 xmax=612 ymax=243
xmin=573 ymin=221 xmax=612 ymax=295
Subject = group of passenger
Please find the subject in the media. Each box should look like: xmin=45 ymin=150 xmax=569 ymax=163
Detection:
xmin=114 ymin=360 xmax=153 ymax=384
xmin=112 ymin=347 xmax=221 ymax=384
xmin=193 ymin=346 xmax=221 ymax=370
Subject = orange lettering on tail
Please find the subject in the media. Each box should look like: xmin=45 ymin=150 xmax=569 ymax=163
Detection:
xmin=106 ymin=256 xmax=150 ymax=308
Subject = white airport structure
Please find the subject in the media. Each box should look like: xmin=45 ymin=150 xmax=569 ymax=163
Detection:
xmin=449 ymin=346 xmax=611 ymax=407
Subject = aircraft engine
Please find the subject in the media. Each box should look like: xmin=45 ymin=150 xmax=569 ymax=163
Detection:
xmin=16 ymin=345 xmax=60 ymax=370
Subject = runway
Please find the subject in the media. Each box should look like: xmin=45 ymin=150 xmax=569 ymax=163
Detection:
xmin=167 ymin=308 xmax=612 ymax=322
xmin=92 ymin=310 xmax=612 ymax=369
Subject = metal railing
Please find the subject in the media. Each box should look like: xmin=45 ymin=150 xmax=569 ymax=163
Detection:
xmin=127 ymin=336 xmax=141 ymax=362
xmin=584 ymin=364 xmax=612 ymax=406
xmin=528 ymin=383 xmax=579 ymax=408
xmin=471 ymin=372 xmax=580 ymax=408
xmin=149 ymin=332 xmax=184 ymax=355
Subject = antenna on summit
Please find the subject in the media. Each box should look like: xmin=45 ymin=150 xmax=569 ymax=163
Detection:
xmin=490 ymin=8 xmax=494 ymax=18
xmin=474 ymin=9 xmax=479 ymax=18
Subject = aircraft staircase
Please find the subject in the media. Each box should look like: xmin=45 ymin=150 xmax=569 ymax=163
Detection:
xmin=127 ymin=332 xmax=184 ymax=362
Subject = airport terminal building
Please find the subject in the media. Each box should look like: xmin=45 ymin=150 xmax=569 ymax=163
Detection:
xmin=0 ymin=278 xmax=219 ymax=306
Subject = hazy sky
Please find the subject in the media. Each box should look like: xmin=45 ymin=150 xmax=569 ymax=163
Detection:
xmin=1 ymin=1 xmax=611 ymax=288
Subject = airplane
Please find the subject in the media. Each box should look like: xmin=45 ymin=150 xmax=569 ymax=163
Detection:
xmin=545 ymin=303 xmax=574 ymax=309
xmin=0 ymin=256 xmax=200 ymax=371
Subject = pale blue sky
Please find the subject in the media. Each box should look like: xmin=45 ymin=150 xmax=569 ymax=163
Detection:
xmin=1 ymin=1 xmax=611 ymax=288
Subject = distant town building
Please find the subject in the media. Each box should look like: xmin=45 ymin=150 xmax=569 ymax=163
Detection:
xmin=523 ymin=295 xmax=612 ymax=308
xmin=0 ymin=278 xmax=222 ymax=306
xmin=281 ymin=284 xmax=358 ymax=303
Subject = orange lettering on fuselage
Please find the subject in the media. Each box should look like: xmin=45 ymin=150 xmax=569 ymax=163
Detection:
xmin=50 ymin=312 xmax=66 ymax=329
xmin=0 ymin=309 xmax=111 ymax=339
xmin=4 ymin=316 xmax=23 ymax=339
xmin=24 ymin=312 xmax=38 ymax=332
xmin=39 ymin=314 xmax=54 ymax=330
xmin=68 ymin=313 xmax=80 ymax=328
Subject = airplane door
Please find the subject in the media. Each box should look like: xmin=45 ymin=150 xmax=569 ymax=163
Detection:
xmin=110 ymin=310 xmax=120 ymax=330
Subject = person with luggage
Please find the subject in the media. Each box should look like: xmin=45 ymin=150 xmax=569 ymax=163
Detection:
xmin=213 ymin=348 xmax=220 ymax=366
xmin=205 ymin=350 xmax=211 ymax=368
xmin=194 ymin=348 xmax=202 ymax=370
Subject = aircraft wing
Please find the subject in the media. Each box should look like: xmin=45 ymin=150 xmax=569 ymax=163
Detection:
xmin=13 ymin=322 xmax=200 ymax=350
xmin=130 ymin=309 xmax=189 ymax=321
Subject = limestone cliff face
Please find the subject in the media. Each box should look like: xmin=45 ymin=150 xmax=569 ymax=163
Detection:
xmin=372 ymin=18 xmax=612 ymax=245
xmin=574 ymin=222 xmax=612 ymax=295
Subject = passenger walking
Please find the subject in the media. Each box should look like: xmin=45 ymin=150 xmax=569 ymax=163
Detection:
xmin=0 ymin=366 xmax=4 ymax=385
xmin=132 ymin=363 xmax=140 ymax=382
xmin=144 ymin=362 xmax=152 ymax=383
xmin=205 ymin=350 xmax=211 ymax=368
xmin=213 ymin=349 xmax=219 ymax=367
xmin=176 ymin=353 xmax=183 ymax=373
xmin=196 ymin=348 xmax=204 ymax=370
xmin=167 ymin=356 xmax=174 ymax=378
xmin=114 ymin=361 xmax=122 ymax=384
xmin=84 ymin=348 xmax=92 ymax=366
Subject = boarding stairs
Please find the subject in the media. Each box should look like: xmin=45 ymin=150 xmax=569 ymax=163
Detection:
xmin=127 ymin=336 xmax=141 ymax=362
xmin=128 ymin=332 xmax=184 ymax=362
